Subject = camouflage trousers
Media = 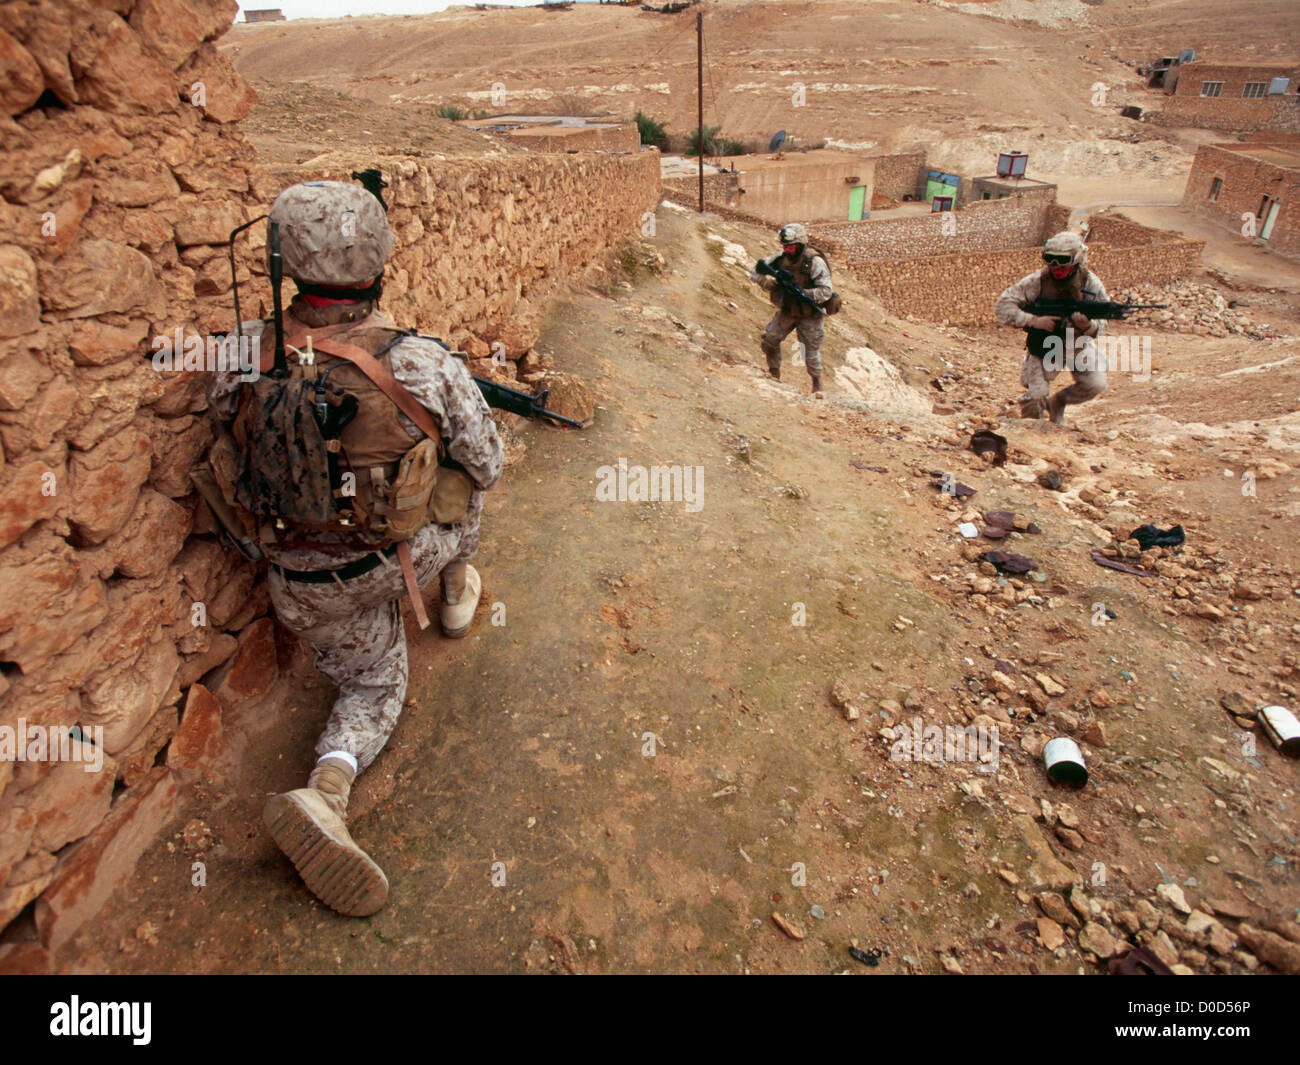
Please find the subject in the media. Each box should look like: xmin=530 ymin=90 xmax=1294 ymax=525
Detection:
xmin=1020 ymin=350 xmax=1106 ymax=418
xmin=267 ymin=496 xmax=483 ymax=773
xmin=761 ymin=310 xmax=824 ymax=377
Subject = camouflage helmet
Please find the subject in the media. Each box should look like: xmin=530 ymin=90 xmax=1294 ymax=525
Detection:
xmin=778 ymin=222 xmax=808 ymax=246
xmin=268 ymin=181 xmax=395 ymax=286
xmin=1043 ymin=230 xmax=1087 ymax=271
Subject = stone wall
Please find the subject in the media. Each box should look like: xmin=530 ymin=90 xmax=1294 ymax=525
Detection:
xmin=815 ymin=195 xmax=1052 ymax=262
xmin=1153 ymin=93 xmax=1300 ymax=133
xmin=268 ymin=148 xmax=661 ymax=356
xmin=503 ymin=123 xmax=639 ymax=153
xmin=0 ymin=0 xmax=660 ymax=966
xmin=844 ymin=230 xmax=1206 ymax=326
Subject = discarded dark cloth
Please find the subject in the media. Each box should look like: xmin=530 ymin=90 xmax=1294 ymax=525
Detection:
xmin=979 ymin=551 xmax=1038 ymax=575
xmin=1108 ymin=946 xmax=1175 ymax=976
xmin=1129 ymin=523 xmax=1185 ymax=550
xmin=1090 ymin=550 xmax=1151 ymax=577
xmin=970 ymin=429 xmax=1008 ymax=466
xmin=983 ymin=511 xmax=1042 ymax=538
xmin=930 ymin=476 xmax=976 ymax=498
xmin=848 ymin=946 xmax=881 ymax=967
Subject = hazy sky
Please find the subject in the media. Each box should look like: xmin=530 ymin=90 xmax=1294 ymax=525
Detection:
xmin=237 ymin=0 xmax=582 ymax=17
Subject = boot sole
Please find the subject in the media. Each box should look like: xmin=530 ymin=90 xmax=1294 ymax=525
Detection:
xmin=263 ymin=793 xmax=388 ymax=917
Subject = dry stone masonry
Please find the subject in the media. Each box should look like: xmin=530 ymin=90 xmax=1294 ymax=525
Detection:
xmin=0 ymin=0 xmax=660 ymax=963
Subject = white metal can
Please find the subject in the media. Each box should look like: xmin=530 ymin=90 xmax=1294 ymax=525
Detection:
xmin=1043 ymin=736 xmax=1088 ymax=787
xmin=1258 ymin=705 xmax=1300 ymax=758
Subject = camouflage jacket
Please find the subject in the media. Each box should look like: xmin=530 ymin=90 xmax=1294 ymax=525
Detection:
xmin=206 ymin=303 xmax=504 ymax=569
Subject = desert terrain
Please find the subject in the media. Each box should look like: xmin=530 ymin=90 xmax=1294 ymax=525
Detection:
xmin=14 ymin=0 xmax=1300 ymax=976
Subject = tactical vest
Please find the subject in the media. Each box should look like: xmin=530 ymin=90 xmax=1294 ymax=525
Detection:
xmin=209 ymin=314 xmax=472 ymax=555
xmin=770 ymin=248 xmax=841 ymax=316
xmin=1025 ymin=267 xmax=1098 ymax=359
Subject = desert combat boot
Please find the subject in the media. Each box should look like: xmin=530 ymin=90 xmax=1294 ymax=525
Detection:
xmin=263 ymin=756 xmax=388 ymax=916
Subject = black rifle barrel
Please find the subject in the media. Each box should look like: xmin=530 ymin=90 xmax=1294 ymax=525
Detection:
xmin=1025 ymin=298 xmax=1167 ymax=319
xmin=472 ymin=375 xmax=585 ymax=429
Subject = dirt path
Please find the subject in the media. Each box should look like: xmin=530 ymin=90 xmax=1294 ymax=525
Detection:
xmin=70 ymin=206 xmax=1300 ymax=974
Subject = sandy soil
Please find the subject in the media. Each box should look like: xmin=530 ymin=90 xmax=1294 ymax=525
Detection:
xmin=67 ymin=200 xmax=1300 ymax=974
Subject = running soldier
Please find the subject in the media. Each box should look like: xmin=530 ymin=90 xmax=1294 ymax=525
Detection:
xmin=750 ymin=222 xmax=833 ymax=393
xmin=994 ymin=231 xmax=1108 ymax=425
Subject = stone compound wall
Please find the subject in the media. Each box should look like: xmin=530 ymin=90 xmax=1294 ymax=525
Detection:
xmin=1181 ymin=142 xmax=1300 ymax=261
xmin=0 ymin=0 xmax=660 ymax=966
xmin=816 ymin=195 xmax=1053 ymax=261
xmin=827 ymin=209 xmax=1205 ymax=326
xmin=267 ymin=148 xmax=661 ymax=358
xmin=503 ymin=124 xmax=639 ymax=154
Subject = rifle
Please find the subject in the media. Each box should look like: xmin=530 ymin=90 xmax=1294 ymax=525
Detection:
xmin=1023 ymin=298 xmax=1167 ymax=357
xmin=756 ymin=258 xmax=825 ymax=317
xmin=472 ymin=374 xmax=586 ymax=430
xmin=389 ymin=333 xmax=588 ymax=429
xmin=1023 ymin=298 xmax=1168 ymax=324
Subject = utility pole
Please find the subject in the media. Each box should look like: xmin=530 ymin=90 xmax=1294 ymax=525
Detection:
xmin=697 ymin=8 xmax=704 ymax=213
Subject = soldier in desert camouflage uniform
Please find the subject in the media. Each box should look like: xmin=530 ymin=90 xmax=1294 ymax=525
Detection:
xmin=206 ymin=181 xmax=504 ymax=916
xmin=749 ymin=222 xmax=834 ymax=393
xmin=995 ymin=230 xmax=1109 ymax=426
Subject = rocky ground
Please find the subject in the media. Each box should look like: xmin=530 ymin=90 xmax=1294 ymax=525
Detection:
xmin=65 ymin=200 xmax=1300 ymax=975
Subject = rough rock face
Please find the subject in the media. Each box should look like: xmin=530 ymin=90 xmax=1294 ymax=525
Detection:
xmin=0 ymin=0 xmax=259 ymax=952
xmin=0 ymin=0 xmax=661 ymax=959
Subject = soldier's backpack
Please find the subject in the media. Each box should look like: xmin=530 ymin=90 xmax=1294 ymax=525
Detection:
xmin=807 ymin=245 xmax=843 ymax=315
xmin=207 ymin=320 xmax=473 ymax=556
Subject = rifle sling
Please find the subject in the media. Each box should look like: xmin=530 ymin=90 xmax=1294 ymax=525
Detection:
xmin=310 ymin=337 xmax=443 ymax=440
xmin=302 ymin=334 xmax=444 ymax=630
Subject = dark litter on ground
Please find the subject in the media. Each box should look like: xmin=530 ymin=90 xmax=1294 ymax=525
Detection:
xmin=979 ymin=551 xmax=1038 ymax=575
xmin=848 ymin=946 xmax=882 ymax=967
xmin=1130 ymin=523 xmax=1185 ymax=550
xmin=982 ymin=510 xmax=1042 ymax=539
xmin=1089 ymin=550 xmax=1152 ymax=577
xmin=929 ymin=473 xmax=976 ymax=498
xmin=969 ymin=429 xmax=1008 ymax=466
xmin=1108 ymin=946 xmax=1175 ymax=976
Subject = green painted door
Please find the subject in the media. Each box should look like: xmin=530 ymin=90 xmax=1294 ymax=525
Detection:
xmin=848 ymin=186 xmax=866 ymax=220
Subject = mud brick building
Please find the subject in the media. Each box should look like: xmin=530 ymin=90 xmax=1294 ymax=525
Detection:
xmin=1182 ymin=136 xmax=1300 ymax=260
xmin=1155 ymin=61 xmax=1300 ymax=133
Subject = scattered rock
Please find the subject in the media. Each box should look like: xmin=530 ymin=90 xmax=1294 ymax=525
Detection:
xmin=1078 ymin=922 xmax=1118 ymax=959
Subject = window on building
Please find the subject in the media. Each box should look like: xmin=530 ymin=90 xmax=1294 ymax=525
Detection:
xmin=1242 ymin=82 xmax=1268 ymax=99
xmin=1200 ymin=81 xmax=1224 ymax=97
xmin=1209 ymin=177 xmax=1223 ymax=201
